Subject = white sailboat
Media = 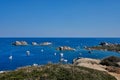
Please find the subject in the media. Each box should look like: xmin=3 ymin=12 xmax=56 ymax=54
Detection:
xmin=64 ymin=59 xmax=68 ymax=63
xmin=60 ymin=53 xmax=63 ymax=57
xmin=26 ymin=51 xmax=30 ymax=56
xmin=54 ymin=53 xmax=57 ymax=56
xmin=9 ymin=55 xmax=12 ymax=60
xmin=41 ymin=49 xmax=44 ymax=52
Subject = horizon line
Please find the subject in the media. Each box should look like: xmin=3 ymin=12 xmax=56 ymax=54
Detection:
xmin=0 ymin=36 xmax=120 ymax=38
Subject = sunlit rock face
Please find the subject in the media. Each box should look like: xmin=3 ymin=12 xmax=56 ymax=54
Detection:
xmin=12 ymin=41 xmax=28 ymax=46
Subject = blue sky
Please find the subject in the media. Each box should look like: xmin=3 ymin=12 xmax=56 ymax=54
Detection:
xmin=0 ymin=0 xmax=120 ymax=37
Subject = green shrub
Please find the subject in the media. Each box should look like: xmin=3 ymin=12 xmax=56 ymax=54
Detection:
xmin=100 ymin=56 xmax=120 ymax=67
xmin=0 ymin=64 xmax=117 ymax=80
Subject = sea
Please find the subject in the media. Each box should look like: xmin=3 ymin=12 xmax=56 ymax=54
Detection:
xmin=0 ymin=38 xmax=120 ymax=71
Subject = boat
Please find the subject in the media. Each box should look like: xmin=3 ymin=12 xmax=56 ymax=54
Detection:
xmin=54 ymin=53 xmax=57 ymax=56
xmin=26 ymin=51 xmax=30 ymax=56
xmin=60 ymin=53 xmax=63 ymax=57
xmin=41 ymin=49 xmax=44 ymax=52
xmin=60 ymin=58 xmax=68 ymax=63
xmin=64 ymin=59 xmax=68 ymax=63
xmin=9 ymin=56 xmax=12 ymax=60
xmin=33 ymin=63 xmax=38 ymax=66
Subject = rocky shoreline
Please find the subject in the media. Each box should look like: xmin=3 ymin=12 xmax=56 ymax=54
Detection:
xmin=56 ymin=46 xmax=75 ymax=51
xmin=85 ymin=42 xmax=120 ymax=53
xmin=73 ymin=56 xmax=120 ymax=80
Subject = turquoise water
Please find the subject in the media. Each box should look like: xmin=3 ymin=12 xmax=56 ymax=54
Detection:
xmin=0 ymin=38 xmax=120 ymax=71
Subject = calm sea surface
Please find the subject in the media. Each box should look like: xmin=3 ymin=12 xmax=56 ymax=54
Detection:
xmin=0 ymin=38 xmax=120 ymax=71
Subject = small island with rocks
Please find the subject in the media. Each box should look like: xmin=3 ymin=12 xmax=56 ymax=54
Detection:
xmin=85 ymin=42 xmax=120 ymax=53
xmin=56 ymin=46 xmax=75 ymax=51
xmin=12 ymin=41 xmax=28 ymax=46
xmin=32 ymin=42 xmax=52 ymax=46
xmin=40 ymin=42 xmax=52 ymax=46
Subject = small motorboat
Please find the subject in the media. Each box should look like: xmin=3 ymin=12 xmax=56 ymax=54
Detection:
xmin=33 ymin=63 xmax=38 ymax=66
xmin=26 ymin=51 xmax=30 ymax=56
xmin=41 ymin=49 xmax=44 ymax=52
xmin=54 ymin=53 xmax=57 ymax=56
xmin=64 ymin=59 xmax=68 ymax=63
xmin=60 ymin=53 xmax=63 ymax=57
xmin=9 ymin=55 xmax=12 ymax=60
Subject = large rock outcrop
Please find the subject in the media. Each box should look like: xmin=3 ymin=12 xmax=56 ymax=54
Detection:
xmin=12 ymin=41 xmax=28 ymax=46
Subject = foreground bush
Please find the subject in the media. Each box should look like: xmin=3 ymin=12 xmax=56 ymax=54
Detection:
xmin=0 ymin=64 xmax=117 ymax=80
xmin=100 ymin=56 xmax=120 ymax=67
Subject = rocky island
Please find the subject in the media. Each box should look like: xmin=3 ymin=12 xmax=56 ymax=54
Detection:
xmin=32 ymin=42 xmax=39 ymax=46
xmin=56 ymin=46 xmax=75 ymax=51
xmin=40 ymin=42 xmax=52 ymax=46
xmin=12 ymin=41 xmax=28 ymax=46
xmin=12 ymin=41 xmax=52 ymax=46
xmin=85 ymin=42 xmax=120 ymax=53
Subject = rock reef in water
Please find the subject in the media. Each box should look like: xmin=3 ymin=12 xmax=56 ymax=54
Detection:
xmin=12 ymin=41 xmax=28 ymax=46
xmin=56 ymin=46 xmax=75 ymax=51
xmin=85 ymin=42 xmax=120 ymax=53
xmin=32 ymin=42 xmax=38 ymax=46
xmin=32 ymin=42 xmax=52 ymax=46
xmin=40 ymin=42 xmax=52 ymax=46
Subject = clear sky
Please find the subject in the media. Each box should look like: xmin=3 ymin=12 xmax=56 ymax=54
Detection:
xmin=0 ymin=0 xmax=120 ymax=37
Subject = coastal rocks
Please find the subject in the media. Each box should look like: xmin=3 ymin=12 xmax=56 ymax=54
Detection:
xmin=100 ymin=56 xmax=120 ymax=67
xmin=73 ymin=57 xmax=120 ymax=80
xmin=12 ymin=41 xmax=28 ymax=46
xmin=99 ymin=42 xmax=120 ymax=47
xmin=73 ymin=58 xmax=106 ymax=71
xmin=99 ymin=42 xmax=109 ymax=46
xmin=106 ymin=66 xmax=120 ymax=74
xmin=40 ymin=42 xmax=52 ymax=46
xmin=117 ymin=62 xmax=120 ymax=66
xmin=56 ymin=46 xmax=75 ymax=51
xmin=74 ymin=58 xmax=100 ymax=65
xmin=32 ymin=42 xmax=52 ymax=46
xmin=32 ymin=42 xmax=38 ymax=46
xmin=85 ymin=42 xmax=120 ymax=53
xmin=12 ymin=41 xmax=52 ymax=46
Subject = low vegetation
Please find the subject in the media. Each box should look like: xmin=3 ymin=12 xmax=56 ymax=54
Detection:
xmin=100 ymin=56 xmax=120 ymax=67
xmin=0 ymin=64 xmax=117 ymax=80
